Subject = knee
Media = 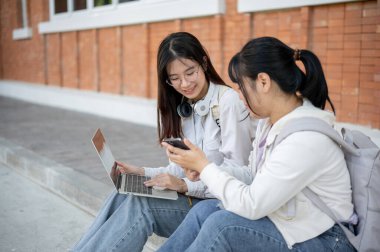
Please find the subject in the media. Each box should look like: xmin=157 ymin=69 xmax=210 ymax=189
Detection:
xmin=186 ymin=199 xmax=220 ymax=223
xmin=117 ymin=194 xmax=149 ymax=213
xmin=202 ymin=210 xmax=238 ymax=231
xmin=192 ymin=199 xmax=220 ymax=213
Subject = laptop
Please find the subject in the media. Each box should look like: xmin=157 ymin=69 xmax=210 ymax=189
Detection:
xmin=91 ymin=128 xmax=178 ymax=200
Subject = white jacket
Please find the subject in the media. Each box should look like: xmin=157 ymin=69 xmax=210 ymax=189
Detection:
xmin=200 ymin=99 xmax=354 ymax=247
xmin=144 ymin=83 xmax=255 ymax=198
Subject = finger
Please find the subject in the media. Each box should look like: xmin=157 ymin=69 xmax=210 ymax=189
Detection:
xmin=165 ymin=148 xmax=171 ymax=157
xmin=145 ymin=175 xmax=166 ymax=185
xmin=115 ymin=161 xmax=125 ymax=167
xmin=162 ymin=142 xmax=184 ymax=155
xmin=161 ymin=142 xmax=170 ymax=148
xmin=118 ymin=167 xmax=127 ymax=173
xmin=162 ymin=142 xmax=177 ymax=154
xmin=183 ymin=138 xmax=197 ymax=150
xmin=168 ymin=154 xmax=180 ymax=164
xmin=144 ymin=179 xmax=157 ymax=187
xmin=116 ymin=162 xmax=129 ymax=171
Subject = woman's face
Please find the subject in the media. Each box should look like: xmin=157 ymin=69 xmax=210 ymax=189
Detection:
xmin=166 ymin=58 xmax=208 ymax=101
xmin=237 ymin=76 xmax=269 ymax=119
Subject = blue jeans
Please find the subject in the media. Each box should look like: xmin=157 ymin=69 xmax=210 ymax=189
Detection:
xmin=158 ymin=199 xmax=356 ymax=252
xmin=72 ymin=191 xmax=200 ymax=252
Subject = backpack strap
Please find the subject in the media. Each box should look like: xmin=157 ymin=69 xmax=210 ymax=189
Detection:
xmin=273 ymin=117 xmax=360 ymax=156
xmin=211 ymin=85 xmax=229 ymax=128
xmin=303 ymin=188 xmax=360 ymax=248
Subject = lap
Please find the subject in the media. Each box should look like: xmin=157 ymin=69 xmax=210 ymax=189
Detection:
xmin=107 ymin=190 xmax=199 ymax=213
xmin=201 ymin=210 xmax=285 ymax=243
xmin=189 ymin=210 xmax=354 ymax=252
xmin=99 ymin=191 xmax=201 ymax=237
xmin=141 ymin=194 xmax=202 ymax=237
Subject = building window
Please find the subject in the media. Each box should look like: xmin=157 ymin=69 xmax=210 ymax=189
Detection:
xmin=39 ymin=0 xmax=225 ymax=34
xmin=74 ymin=0 xmax=87 ymax=11
xmin=238 ymin=0 xmax=364 ymax=13
xmin=13 ymin=0 xmax=33 ymax=40
xmin=54 ymin=0 xmax=68 ymax=13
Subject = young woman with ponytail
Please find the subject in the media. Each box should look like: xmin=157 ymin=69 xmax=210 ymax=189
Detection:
xmin=158 ymin=37 xmax=355 ymax=252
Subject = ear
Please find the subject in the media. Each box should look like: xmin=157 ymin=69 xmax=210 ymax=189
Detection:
xmin=257 ymin=73 xmax=271 ymax=93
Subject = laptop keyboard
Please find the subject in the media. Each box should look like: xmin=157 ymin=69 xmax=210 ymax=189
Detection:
xmin=120 ymin=174 xmax=153 ymax=195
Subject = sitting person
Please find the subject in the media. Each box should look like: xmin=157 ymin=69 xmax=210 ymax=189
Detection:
xmin=159 ymin=36 xmax=356 ymax=252
xmin=72 ymin=32 xmax=254 ymax=252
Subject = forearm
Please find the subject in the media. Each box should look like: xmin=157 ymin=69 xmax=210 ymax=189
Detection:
xmin=144 ymin=163 xmax=185 ymax=178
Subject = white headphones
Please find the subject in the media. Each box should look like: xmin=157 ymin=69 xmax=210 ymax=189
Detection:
xmin=177 ymin=83 xmax=215 ymax=118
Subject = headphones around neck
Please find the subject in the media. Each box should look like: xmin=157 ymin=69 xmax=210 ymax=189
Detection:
xmin=177 ymin=83 xmax=215 ymax=118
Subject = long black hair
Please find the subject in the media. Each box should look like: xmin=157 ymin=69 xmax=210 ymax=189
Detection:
xmin=228 ymin=37 xmax=335 ymax=114
xmin=157 ymin=32 xmax=226 ymax=142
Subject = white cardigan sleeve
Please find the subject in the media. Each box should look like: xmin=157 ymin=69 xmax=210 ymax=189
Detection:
xmin=144 ymin=162 xmax=185 ymax=178
xmin=219 ymin=89 xmax=254 ymax=167
xmin=214 ymin=89 xmax=254 ymax=184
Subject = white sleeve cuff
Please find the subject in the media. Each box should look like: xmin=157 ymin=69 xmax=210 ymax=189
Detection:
xmin=200 ymin=163 xmax=220 ymax=185
xmin=183 ymin=178 xmax=209 ymax=198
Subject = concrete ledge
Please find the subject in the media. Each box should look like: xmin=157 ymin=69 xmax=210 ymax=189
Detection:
xmin=0 ymin=80 xmax=157 ymax=127
xmin=0 ymin=137 xmax=110 ymax=216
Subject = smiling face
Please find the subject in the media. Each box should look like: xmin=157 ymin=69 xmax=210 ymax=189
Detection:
xmin=166 ymin=58 xmax=209 ymax=101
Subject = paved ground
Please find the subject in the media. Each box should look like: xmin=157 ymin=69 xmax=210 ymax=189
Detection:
xmin=0 ymin=96 xmax=167 ymax=184
xmin=0 ymin=162 xmax=93 ymax=252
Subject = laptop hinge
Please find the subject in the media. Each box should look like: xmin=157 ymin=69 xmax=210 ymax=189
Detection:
xmin=116 ymin=174 xmax=122 ymax=192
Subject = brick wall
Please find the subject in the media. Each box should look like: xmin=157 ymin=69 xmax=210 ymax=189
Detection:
xmin=0 ymin=0 xmax=379 ymax=127
xmin=0 ymin=0 xmax=46 ymax=83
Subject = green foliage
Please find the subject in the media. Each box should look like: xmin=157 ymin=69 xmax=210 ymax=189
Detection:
xmin=94 ymin=0 xmax=112 ymax=7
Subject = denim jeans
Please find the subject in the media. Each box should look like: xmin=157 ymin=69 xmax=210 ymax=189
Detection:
xmin=71 ymin=190 xmax=200 ymax=252
xmin=158 ymin=199 xmax=356 ymax=252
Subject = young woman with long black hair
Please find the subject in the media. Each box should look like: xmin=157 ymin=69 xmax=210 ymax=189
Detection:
xmin=72 ymin=32 xmax=254 ymax=252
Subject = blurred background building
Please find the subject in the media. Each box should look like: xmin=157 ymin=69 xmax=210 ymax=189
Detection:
xmin=0 ymin=0 xmax=379 ymax=128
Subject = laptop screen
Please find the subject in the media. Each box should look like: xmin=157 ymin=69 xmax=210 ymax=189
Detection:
xmin=91 ymin=128 xmax=178 ymax=200
xmin=92 ymin=129 xmax=118 ymax=187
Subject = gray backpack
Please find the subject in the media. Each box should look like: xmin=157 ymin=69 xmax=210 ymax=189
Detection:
xmin=274 ymin=117 xmax=380 ymax=252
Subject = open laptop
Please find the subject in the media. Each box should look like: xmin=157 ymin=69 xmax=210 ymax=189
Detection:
xmin=91 ymin=128 xmax=178 ymax=200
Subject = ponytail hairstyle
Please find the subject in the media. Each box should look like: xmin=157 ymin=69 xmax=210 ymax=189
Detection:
xmin=157 ymin=32 xmax=226 ymax=143
xmin=228 ymin=37 xmax=335 ymax=114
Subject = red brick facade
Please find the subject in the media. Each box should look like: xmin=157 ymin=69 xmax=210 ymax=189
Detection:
xmin=0 ymin=0 xmax=379 ymax=127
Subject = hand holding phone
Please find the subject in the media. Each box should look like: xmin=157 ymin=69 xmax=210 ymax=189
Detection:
xmin=162 ymin=137 xmax=190 ymax=150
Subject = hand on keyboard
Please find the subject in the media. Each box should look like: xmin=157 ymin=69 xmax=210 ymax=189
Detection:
xmin=144 ymin=173 xmax=188 ymax=193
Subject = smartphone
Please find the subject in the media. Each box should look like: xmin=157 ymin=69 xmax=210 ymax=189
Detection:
xmin=163 ymin=137 xmax=190 ymax=150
